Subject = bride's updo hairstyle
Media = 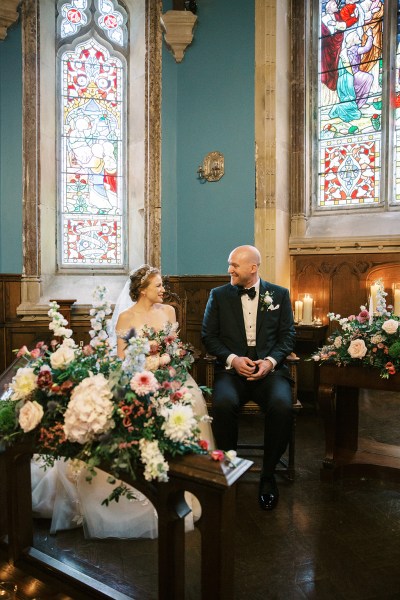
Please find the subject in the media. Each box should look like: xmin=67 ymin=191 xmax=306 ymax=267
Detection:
xmin=129 ymin=265 xmax=160 ymax=301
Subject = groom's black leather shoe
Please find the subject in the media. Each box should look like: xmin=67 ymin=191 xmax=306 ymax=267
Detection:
xmin=258 ymin=475 xmax=279 ymax=511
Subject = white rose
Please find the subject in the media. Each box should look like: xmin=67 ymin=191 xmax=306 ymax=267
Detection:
xmin=50 ymin=346 xmax=76 ymax=370
xmin=347 ymin=339 xmax=368 ymax=359
xmin=19 ymin=400 xmax=44 ymax=432
xmin=11 ymin=367 xmax=37 ymax=400
xmin=382 ymin=319 xmax=399 ymax=335
xmin=63 ymin=374 xmax=114 ymax=444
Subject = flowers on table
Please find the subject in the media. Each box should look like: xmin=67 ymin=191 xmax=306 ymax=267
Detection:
xmin=0 ymin=286 xmax=210 ymax=503
xmin=311 ymin=279 xmax=400 ymax=378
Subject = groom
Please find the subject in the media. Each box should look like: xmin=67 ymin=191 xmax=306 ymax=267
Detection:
xmin=201 ymin=245 xmax=296 ymax=510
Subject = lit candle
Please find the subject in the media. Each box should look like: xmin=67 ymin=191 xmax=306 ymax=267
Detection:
xmin=393 ymin=284 xmax=400 ymax=316
xmin=303 ymin=294 xmax=313 ymax=324
xmin=294 ymin=300 xmax=303 ymax=322
xmin=370 ymin=283 xmax=379 ymax=314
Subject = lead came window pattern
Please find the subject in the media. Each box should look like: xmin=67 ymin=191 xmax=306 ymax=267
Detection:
xmin=318 ymin=0 xmax=384 ymax=207
xmin=59 ymin=0 xmax=90 ymax=38
xmin=60 ymin=37 xmax=124 ymax=266
xmin=95 ymin=0 xmax=127 ymax=46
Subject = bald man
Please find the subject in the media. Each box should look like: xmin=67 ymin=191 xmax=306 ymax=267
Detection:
xmin=201 ymin=245 xmax=296 ymax=510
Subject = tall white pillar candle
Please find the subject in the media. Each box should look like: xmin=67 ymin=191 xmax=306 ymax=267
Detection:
xmin=294 ymin=300 xmax=303 ymax=322
xmin=370 ymin=283 xmax=379 ymax=314
xmin=303 ymin=294 xmax=313 ymax=324
xmin=394 ymin=287 xmax=400 ymax=317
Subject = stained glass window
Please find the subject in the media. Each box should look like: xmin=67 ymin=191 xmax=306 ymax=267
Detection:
xmin=318 ymin=0 xmax=384 ymax=207
xmin=58 ymin=0 xmax=127 ymax=268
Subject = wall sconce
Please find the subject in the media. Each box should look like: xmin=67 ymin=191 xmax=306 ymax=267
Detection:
xmin=197 ymin=151 xmax=224 ymax=182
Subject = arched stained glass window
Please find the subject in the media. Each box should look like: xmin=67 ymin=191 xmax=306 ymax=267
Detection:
xmin=318 ymin=0 xmax=384 ymax=208
xmin=57 ymin=0 xmax=127 ymax=269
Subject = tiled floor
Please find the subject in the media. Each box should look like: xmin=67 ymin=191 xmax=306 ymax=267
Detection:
xmin=2 ymin=390 xmax=400 ymax=599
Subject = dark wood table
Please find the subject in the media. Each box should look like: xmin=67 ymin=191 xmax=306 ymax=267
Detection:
xmin=294 ymin=324 xmax=328 ymax=406
xmin=318 ymin=364 xmax=400 ymax=482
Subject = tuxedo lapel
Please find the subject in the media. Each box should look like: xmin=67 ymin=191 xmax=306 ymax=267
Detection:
xmin=256 ymin=279 xmax=268 ymax=336
xmin=228 ymin=285 xmax=247 ymax=345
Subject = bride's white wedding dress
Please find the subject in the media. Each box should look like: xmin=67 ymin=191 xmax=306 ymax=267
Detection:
xmin=31 ymin=322 xmax=214 ymax=539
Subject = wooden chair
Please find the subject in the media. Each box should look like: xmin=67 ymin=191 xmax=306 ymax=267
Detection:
xmin=162 ymin=284 xmax=201 ymax=381
xmin=204 ymin=353 xmax=302 ymax=480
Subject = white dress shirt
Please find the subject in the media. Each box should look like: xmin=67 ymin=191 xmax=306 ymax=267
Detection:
xmin=226 ymin=279 xmax=276 ymax=370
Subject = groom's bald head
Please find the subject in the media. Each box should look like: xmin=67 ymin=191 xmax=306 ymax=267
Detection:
xmin=228 ymin=245 xmax=261 ymax=288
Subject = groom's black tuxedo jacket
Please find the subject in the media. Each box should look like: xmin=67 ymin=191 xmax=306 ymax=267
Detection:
xmin=201 ymin=279 xmax=296 ymax=372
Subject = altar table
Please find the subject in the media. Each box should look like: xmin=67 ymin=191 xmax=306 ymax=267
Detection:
xmin=318 ymin=365 xmax=400 ymax=482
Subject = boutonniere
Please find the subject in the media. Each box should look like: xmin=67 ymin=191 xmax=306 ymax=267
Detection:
xmin=260 ymin=290 xmax=280 ymax=312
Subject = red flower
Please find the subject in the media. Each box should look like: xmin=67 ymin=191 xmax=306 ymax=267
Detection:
xmin=199 ymin=439 xmax=208 ymax=451
xmin=211 ymin=449 xmax=225 ymax=462
xmin=385 ymin=362 xmax=396 ymax=375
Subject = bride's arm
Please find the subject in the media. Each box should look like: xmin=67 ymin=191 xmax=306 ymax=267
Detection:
xmin=164 ymin=304 xmax=177 ymax=325
xmin=115 ymin=313 xmax=129 ymax=359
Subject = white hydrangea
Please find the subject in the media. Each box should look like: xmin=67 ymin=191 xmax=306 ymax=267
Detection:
xmin=63 ymin=374 xmax=114 ymax=444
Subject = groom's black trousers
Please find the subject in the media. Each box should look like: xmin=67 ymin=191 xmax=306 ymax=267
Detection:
xmin=211 ymin=366 xmax=293 ymax=477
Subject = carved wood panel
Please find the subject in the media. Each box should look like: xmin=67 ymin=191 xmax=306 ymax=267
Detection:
xmin=291 ymin=253 xmax=400 ymax=333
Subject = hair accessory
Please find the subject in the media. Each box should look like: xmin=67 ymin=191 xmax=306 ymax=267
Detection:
xmin=140 ymin=267 xmax=158 ymax=285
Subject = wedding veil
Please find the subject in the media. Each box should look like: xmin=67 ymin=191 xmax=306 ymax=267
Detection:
xmin=107 ymin=279 xmax=135 ymax=349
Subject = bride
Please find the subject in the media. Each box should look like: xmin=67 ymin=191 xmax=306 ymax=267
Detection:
xmin=31 ymin=265 xmax=214 ymax=539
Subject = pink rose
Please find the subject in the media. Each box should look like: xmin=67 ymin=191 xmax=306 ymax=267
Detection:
xmin=30 ymin=348 xmax=41 ymax=359
xmin=18 ymin=400 xmax=44 ymax=433
xmin=16 ymin=345 xmax=29 ymax=358
xmin=82 ymin=344 xmax=94 ymax=356
xmin=149 ymin=340 xmax=160 ymax=355
xmin=347 ymin=339 xmax=367 ymax=359
xmin=356 ymin=310 xmax=370 ymax=324
xmin=159 ymin=353 xmax=171 ymax=366
xmin=211 ymin=450 xmax=225 ymax=462
xmin=382 ymin=319 xmax=399 ymax=335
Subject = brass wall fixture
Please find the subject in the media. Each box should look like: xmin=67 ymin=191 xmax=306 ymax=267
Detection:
xmin=197 ymin=151 xmax=225 ymax=182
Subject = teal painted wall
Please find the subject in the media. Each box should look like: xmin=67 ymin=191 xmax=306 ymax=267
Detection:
xmin=0 ymin=23 xmax=22 ymax=273
xmin=161 ymin=0 xmax=255 ymax=275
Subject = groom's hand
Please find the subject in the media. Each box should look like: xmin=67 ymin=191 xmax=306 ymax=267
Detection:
xmin=246 ymin=359 xmax=274 ymax=381
xmin=231 ymin=356 xmax=258 ymax=377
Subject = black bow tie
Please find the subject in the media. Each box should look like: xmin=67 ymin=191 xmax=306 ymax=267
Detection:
xmin=237 ymin=286 xmax=256 ymax=300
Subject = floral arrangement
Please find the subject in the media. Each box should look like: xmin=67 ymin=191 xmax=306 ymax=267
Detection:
xmin=259 ymin=290 xmax=280 ymax=312
xmin=0 ymin=286 xmax=211 ymax=503
xmin=311 ymin=280 xmax=400 ymax=379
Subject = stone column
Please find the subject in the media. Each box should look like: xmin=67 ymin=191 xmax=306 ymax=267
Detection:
xmin=20 ymin=0 xmax=41 ymax=307
xmin=255 ymin=0 xmax=291 ymax=287
xmin=289 ymin=0 xmax=307 ymax=238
